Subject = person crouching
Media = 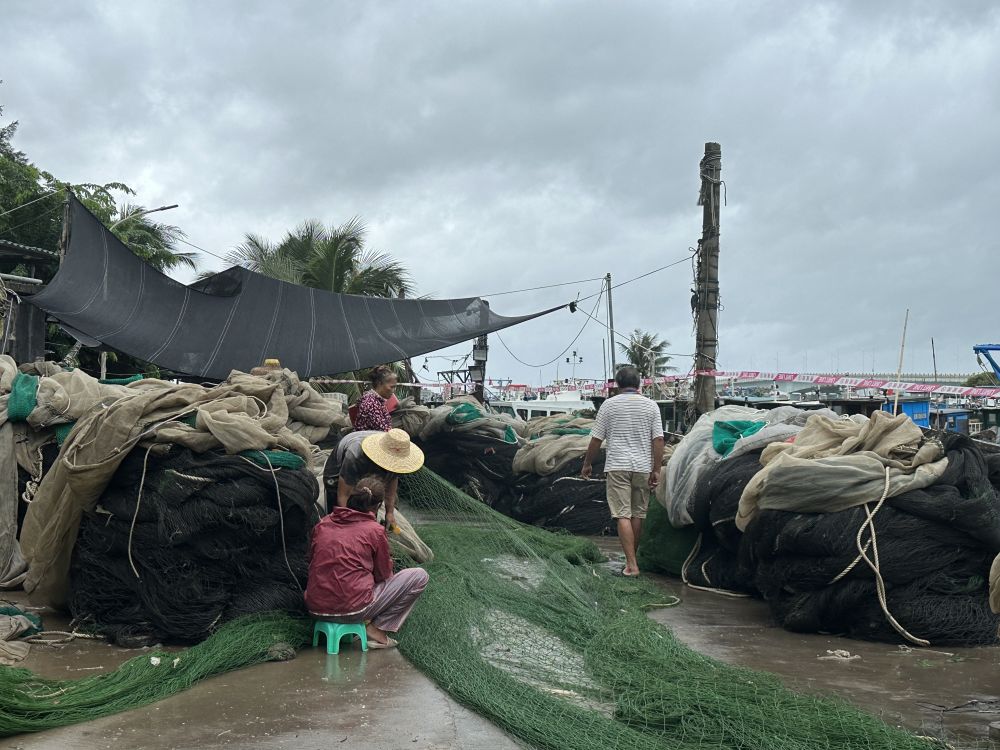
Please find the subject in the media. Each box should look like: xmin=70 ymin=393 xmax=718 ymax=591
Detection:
xmin=305 ymin=477 xmax=429 ymax=649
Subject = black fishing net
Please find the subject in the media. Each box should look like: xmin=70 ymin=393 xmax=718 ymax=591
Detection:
xmin=419 ymin=436 xmax=614 ymax=534
xmin=742 ymin=432 xmax=1000 ymax=645
xmin=660 ymin=431 xmax=1000 ymax=645
xmin=69 ymin=446 xmax=319 ymax=645
xmin=683 ymin=451 xmax=763 ymax=592
xmin=420 ymin=434 xmax=522 ymax=514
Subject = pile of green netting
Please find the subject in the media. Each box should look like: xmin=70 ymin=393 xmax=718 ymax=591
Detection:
xmin=396 ymin=469 xmax=945 ymax=750
xmin=0 ymin=614 xmax=311 ymax=735
xmin=0 ymin=468 xmax=950 ymax=747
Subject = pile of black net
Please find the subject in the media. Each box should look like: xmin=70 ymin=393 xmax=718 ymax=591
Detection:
xmin=69 ymin=446 xmax=319 ymax=646
xmin=419 ymin=434 xmax=614 ymax=535
xmin=685 ymin=432 xmax=1000 ymax=646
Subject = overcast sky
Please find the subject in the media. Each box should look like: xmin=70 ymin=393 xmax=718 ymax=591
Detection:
xmin=3 ymin=1 xmax=999 ymax=386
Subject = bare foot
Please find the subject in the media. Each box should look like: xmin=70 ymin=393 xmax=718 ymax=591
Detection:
xmin=366 ymin=623 xmax=389 ymax=644
xmin=622 ymin=566 xmax=640 ymax=577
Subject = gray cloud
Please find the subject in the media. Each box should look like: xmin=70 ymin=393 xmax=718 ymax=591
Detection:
xmin=3 ymin=0 xmax=999 ymax=383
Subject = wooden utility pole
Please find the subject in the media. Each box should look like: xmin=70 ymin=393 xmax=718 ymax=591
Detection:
xmin=606 ymin=273 xmax=616 ymax=376
xmin=693 ymin=142 xmax=722 ymax=417
xmin=57 ymin=189 xmax=72 ymax=263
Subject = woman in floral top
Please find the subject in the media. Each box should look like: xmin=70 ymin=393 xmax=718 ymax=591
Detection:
xmin=354 ymin=365 xmax=397 ymax=431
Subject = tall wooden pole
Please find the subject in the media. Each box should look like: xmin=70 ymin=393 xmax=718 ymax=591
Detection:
xmin=606 ymin=273 xmax=616 ymax=376
xmin=57 ymin=188 xmax=72 ymax=263
xmin=892 ymin=308 xmax=910 ymax=415
xmin=693 ymin=142 xmax=722 ymax=416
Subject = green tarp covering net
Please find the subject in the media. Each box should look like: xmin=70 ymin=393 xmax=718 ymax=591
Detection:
xmin=712 ymin=419 xmax=766 ymax=457
xmin=446 ymin=401 xmax=518 ymax=443
xmin=98 ymin=374 xmax=144 ymax=385
xmin=6 ymin=373 xmax=39 ymax=423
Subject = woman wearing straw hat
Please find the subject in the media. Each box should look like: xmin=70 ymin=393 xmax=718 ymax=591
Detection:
xmin=323 ymin=428 xmax=425 ymax=532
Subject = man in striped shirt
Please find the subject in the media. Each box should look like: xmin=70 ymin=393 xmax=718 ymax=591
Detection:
xmin=582 ymin=366 xmax=664 ymax=576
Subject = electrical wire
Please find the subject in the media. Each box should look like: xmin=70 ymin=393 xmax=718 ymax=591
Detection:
xmin=495 ymin=284 xmax=603 ymax=368
xmin=574 ymin=304 xmax=696 ymax=359
xmin=0 ymin=201 xmax=65 ymax=243
xmin=0 ymin=188 xmax=63 ymax=220
xmin=173 ymin=236 xmax=235 ymax=265
xmin=475 ymin=275 xmax=605 ymax=299
xmin=576 ymin=253 xmax=696 ymax=303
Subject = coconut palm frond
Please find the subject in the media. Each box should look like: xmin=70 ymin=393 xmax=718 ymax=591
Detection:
xmin=618 ymin=329 xmax=676 ymax=377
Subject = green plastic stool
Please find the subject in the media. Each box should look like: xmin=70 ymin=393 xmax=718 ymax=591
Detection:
xmin=313 ymin=621 xmax=368 ymax=654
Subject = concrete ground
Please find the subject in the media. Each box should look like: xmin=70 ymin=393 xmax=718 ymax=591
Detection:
xmin=3 ymin=593 xmax=520 ymax=750
xmin=4 ymin=549 xmax=1000 ymax=749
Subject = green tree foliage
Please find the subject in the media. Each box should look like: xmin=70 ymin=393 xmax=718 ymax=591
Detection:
xmin=617 ymin=329 xmax=675 ymax=378
xmin=219 ymin=218 xmax=412 ymax=297
xmin=2 ymin=97 xmax=196 ymax=373
xmin=1 ymin=102 xmax=196 ymax=275
xmin=964 ymin=371 xmax=999 ymax=387
xmin=108 ymin=203 xmax=197 ymax=272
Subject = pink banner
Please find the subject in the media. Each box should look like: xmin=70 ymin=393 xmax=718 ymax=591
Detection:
xmin=857 ymin=379 xmax=887 ymax=388
xmin=967 ymin=387 xmax=1000 ymax=397
xmin=774 ymin=373 xmax=798 ymax=382
xmin=813 ymin=376 xmax=840 ymax=385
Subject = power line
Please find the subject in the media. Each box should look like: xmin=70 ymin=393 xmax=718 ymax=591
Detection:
xmin=495 ymin=284 xmax=603 ymax=368
xmin=0 ymin=188 xmax=63 ymax=220
xmin=476 ymin=275 xmax=605 ymax=299
xmin=174 ymin=236 xmax=235 ymax=265
xmin=0 ymin=201 xmax=66 ymax=243
xmin=577 ymin=253 xmax=696 ymax=303
xmin=575 ymin=303 xmax=695 ymax=359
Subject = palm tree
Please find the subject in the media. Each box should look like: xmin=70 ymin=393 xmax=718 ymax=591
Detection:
xmin=219 ymin=218 xmax=412 ymax=297
xmin=221 ymin=218 xmax=414 ymax=384
xmin=618 ymin=329 xmax=676 ymax=378
xmin=109 ymin=203 xmax=198 ymax=273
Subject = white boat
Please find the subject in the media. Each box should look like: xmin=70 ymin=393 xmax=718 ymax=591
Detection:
xmin=491 ymin=389 xmax=594 ymax=421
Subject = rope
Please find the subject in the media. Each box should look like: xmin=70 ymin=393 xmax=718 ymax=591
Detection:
xmin=833 ymin=466 xmax=930 ymax=647
xmin=23 ymin=631 xmax=87 ymax=647
xmin=126 ymin=445 xmax=156 ymax=579
xmin=258 ymin=452 xmax=303 ymax=594
xmin=680 ymin=532 xmax=750 ymax=599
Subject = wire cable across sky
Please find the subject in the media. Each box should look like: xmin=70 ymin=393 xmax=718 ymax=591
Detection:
xmin=495 ymin=283 xmax=605 ymax=368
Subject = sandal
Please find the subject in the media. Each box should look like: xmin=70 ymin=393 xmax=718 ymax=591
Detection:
xmin=367 ymin=636 xmax=398 ymax=649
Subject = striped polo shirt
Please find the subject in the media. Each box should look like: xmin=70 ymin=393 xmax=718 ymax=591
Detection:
xmin=591 ymin=392 xmax=664 ymax=472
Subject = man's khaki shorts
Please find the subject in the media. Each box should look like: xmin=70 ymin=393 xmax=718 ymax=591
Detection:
xmin=605 ymin=470 xmax=650 ymax=519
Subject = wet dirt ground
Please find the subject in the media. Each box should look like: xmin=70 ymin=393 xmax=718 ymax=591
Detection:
xmin=5 ymin=549 xmax=1000 ymax=749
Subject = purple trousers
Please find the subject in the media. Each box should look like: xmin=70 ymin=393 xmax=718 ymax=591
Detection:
xmin=315 ymin=568 xmax=429 ymax=632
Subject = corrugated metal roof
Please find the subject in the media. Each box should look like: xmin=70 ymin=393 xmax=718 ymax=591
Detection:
xmin=0 ymin=239 xmax=58 ymax=261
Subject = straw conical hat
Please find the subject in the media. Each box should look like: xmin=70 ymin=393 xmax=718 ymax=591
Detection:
xmin=361 ymin=428 xmax=425 ymax=474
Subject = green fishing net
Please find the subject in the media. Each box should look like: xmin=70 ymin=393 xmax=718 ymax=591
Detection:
xmin=0 ymin=614 xmax=311 ymax=736
xmin=0 ymin=467 xmax=948 ymax=748
xmin=396 ymin=468 xmax=944 ymax=750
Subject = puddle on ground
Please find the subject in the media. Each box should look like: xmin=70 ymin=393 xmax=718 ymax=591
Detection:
xmin=470 ymin=609 xmax=613 ymax=716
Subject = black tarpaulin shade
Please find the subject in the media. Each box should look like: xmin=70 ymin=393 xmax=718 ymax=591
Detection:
xmin=28 ymin=196 xmax=562 ymax=379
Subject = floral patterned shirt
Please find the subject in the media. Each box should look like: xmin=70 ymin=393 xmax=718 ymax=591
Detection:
xmin=355 ymin=389 xmax=392 ymax=432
